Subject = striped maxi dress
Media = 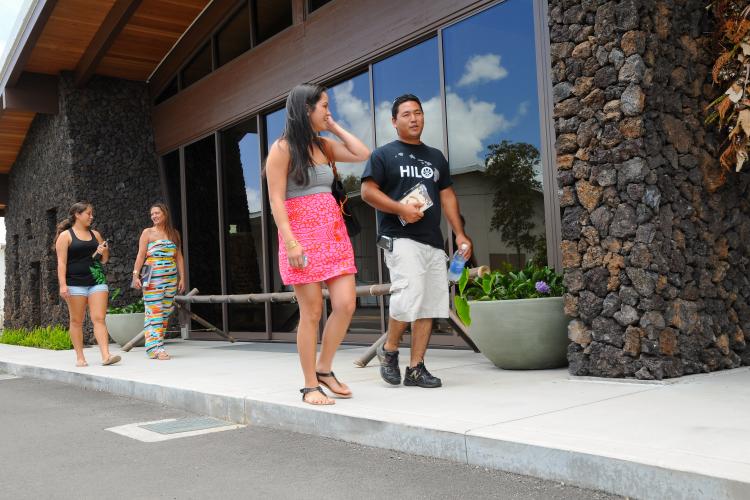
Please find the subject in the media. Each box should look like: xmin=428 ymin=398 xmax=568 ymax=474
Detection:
xmin=143 ymin=239 xmax=178 ymax=357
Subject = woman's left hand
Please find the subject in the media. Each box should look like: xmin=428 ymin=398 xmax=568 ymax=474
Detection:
xmin=95 ymin=241 xmax=108 ymax=255
xmin=324 ymin=115 xmax=340 ymax=133
xmin=177 ymin=279 xmax=185 ymax=294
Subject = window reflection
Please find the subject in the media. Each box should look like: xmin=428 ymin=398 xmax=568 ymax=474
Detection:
xmin=254 ymin=0 xmax=292 ymax=45
xmin=222 ymin=118 xmax=266 ymax=331
xmin=181 ymin=43 xmax=212 ymax=89
xmin=442 ymin=1 xmax=546 ymax=269
xmin=323 ymin=74 xmax=380 ymax=335
xmin=264 ymin=108 xmax=299 ymax=332
xmin=155 ymin=77 xmax=178 ymax=105
xmin=217 ymin=3 xmax=251 ymax=67
xmin=184 ymin=135 xmax=223 ymax=328
xmin=308 ymin=0 xmax=332 ymax=13
xmin=373 ymin=37 xmax=444 ymax=154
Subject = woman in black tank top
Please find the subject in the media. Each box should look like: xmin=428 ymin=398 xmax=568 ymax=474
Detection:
xmin=54 ymin=202 xmax=121 ymax=367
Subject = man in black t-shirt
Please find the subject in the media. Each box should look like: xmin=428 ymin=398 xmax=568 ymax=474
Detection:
xmin=361 ymin=94 xmax=472 ymax=388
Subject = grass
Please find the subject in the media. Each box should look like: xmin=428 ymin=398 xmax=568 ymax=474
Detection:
xmin=0 ymin=325 xmax=73 ymax=350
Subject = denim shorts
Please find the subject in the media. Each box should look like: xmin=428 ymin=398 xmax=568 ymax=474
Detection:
xmin=68 ymin=284 xmax=109 ymax=297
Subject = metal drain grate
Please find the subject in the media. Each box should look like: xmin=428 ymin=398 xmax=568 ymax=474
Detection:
xmin=139 ymin=417 xmax=231 ymax=435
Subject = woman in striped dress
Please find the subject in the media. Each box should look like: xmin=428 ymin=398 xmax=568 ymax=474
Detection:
xmin=132 ymin=203 xmax=185 ymax=359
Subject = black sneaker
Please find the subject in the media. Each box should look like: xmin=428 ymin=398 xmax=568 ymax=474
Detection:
xmin=404 ymin=362 xmax=442 ymax=388
xmin=377 ymin=344 xmax=402 ymax=385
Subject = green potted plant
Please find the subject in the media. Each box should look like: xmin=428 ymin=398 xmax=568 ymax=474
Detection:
xmin=105 ymin=288 xmax=146 ymax=347
xmin=454 ymin=263 xmax=568 ymax=369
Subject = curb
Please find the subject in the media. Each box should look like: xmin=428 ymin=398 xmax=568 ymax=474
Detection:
xmin=1 ymin=359 xmax=748 ymax=500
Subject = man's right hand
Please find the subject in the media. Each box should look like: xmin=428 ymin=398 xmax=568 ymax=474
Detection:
xmin=399 ymin=202 xmax=424 ymax=224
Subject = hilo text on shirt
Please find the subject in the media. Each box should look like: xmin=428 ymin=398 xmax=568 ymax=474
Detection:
xmin=399 ymin=164 xmax=436 ymax=179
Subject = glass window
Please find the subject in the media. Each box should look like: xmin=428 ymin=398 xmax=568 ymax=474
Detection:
xmin=161 ymin=150 xmax=182 ymax=238
xmin=217 ymin=3 xmax=251 ymax=67
xmin=155 ymin=77 xmax=178 ymax=105
xmin=322 ymin=74 xmax=380 ymax=335
xmin=222 ymin=118 xmax=266 ymax=332
xmin=308 ymin=0 xmax=332 ymax=13
xmin=442 ymin=0 xmax=546 ymax=269
xmin=184 ymin=135 xmax=223 ymax=328
xmin=263 ymin=108 xmax=299 ymax=332
xmin=254 ymin=0 xmax=292 ymax=45
xmin=372 ymin=37 xmax=444 ymax=154
xmin=181 ymin=43 xmax=212 ymax=89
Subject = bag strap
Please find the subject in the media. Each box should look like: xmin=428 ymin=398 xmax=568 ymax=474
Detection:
xmin=320 ymin=137 xmax=339 ymax=179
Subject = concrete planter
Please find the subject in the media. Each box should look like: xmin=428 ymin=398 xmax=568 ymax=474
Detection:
xmin=467 ymin=297 xmax=568 ymax=370
xmin=105 ymin=312 xmax=145 ymax=347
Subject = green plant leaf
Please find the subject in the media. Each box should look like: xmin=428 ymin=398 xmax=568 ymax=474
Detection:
xmin=458 ymin=267 xmax=469 ymax=296
xmin=454 ymin=296 xmax=471 ymax=327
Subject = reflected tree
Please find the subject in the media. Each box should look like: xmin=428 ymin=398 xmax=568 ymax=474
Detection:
xmin=485 ymin=140 xmax=544 ymax=266
xmin=342 ymin=174 xmax=360 ymax=194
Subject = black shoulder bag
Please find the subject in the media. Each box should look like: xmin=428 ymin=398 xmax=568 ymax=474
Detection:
xmin=322 ymin=139 xmax=361 ymax=237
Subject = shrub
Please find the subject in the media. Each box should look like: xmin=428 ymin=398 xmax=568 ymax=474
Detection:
xmin=0 ymin=325 xmax=73 ymax=350
xmin=454 ymin=263 xmax=565 ymax=327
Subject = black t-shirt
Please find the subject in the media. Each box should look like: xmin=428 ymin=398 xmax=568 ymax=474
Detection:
xmin=361 ymin=140 xmax=452 ymax=249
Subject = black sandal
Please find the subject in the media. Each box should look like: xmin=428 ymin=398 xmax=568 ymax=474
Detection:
xmin=316 ymin=371 xmax=353 ymax=399
xmin=300 ymin=386 xmax=334 ymax=405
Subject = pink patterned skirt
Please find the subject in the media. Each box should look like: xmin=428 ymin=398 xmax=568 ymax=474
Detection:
xmin=279 ymin=192 xmax=357 ymax=285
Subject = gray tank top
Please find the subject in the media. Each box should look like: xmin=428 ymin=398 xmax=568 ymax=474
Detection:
xmin=286 ymin=164 xmax=334 ymax=199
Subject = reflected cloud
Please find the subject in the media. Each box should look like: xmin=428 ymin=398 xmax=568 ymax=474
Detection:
xmin=457 ymin=53 xmax=508 ymax=87
xmin=245 ymin=187 xmax=262 ymax=213
xmin=329 ymin=80 xmax=373 ymax=177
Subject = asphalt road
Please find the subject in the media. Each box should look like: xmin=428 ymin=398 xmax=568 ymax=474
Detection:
xmin=0 ymin=373 xmax=621 ymax=500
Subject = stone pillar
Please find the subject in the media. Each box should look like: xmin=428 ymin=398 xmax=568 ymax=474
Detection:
xmin=550 ymin=0 xmax=750 ymax=378
xmin=4 ymin=73 xmax=162 ymax=339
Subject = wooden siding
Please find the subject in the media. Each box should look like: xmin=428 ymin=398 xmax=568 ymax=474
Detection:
xmin=151 ymin=0 xmax=490 ymax=153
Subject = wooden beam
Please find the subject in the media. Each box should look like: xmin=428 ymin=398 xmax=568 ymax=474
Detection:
xmin=1 ymin=0 xmax=58 ymax=90
xmin=2 ymin=72 xmax=58 ymax=114
xmin=148 ymin=0 xmax=242 ymax=97
xmin=292 ymin=0 xmax=305 ymax=24
xmin=73 ymin=0 xmax=144 ymax=87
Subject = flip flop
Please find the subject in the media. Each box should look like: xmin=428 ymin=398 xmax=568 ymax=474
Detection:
xmin=102 ymin=355 xmax=121 ymax=366
xmin=75 ymin=360 xmax=88 ymax=367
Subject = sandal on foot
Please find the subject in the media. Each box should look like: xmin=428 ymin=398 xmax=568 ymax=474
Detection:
xmin=75 ymin=360 xmax=88 ymax=367
xmin=300 ymin=386 xmax=334 ymax=405
xmin=156 ymin=351 xmax=170 ymax=360
xmin=316 ymin=371 xmax=352 ymax=399
xmin=102 ymin=355 xmax=121 ymax=366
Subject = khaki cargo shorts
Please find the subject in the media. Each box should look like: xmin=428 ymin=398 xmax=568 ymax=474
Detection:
xmin=384 ymin=237 xmax=450 ymax=323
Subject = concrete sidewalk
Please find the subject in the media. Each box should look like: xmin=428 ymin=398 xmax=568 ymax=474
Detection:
xmin=0 ymin=340 xmax=748 ymax=500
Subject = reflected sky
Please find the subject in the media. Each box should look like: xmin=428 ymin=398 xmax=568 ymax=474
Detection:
xmin=237 ymin=127 xmax=262 ymax=213
xmin=442 ymin=0 xmax=542 ymax=179
xmin=373 ymin=37 xmax=445 ymax=153
xmin=265 ymin=107 xmax=287 ymax=150
xmin=323 ymin=72 xmax=372 ymax=182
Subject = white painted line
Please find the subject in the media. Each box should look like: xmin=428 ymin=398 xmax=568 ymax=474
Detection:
xmin=106 ymin=418 xmax=245 ymax=443
xmin=0 ymin=374 xmax=19 ymax=381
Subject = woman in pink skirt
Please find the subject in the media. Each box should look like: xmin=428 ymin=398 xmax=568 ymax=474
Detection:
xmin=266 ymin=83 xmax=370 ymax=405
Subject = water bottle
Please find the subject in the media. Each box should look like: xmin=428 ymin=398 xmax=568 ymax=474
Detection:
xmin=447 ymin=244 xmax=469 ymax=282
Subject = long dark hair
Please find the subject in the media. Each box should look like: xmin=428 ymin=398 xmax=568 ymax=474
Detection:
xmin=54 ymin=202 xmax=93 ymax=245
xmin=151 ymin=202 xmax=181 ymax=247
xmin=282 ymin=83 xmax=326 ymax=186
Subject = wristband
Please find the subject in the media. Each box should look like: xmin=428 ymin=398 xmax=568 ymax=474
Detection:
xmin=285 ymin=240 xmax=299 ymax=250
xmin=132 ymin=271 xmax=138 ymax=275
